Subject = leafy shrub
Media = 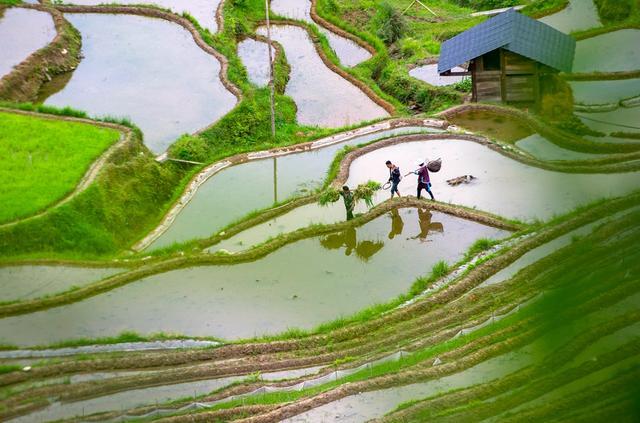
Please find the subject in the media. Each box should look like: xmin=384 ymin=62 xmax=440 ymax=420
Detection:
xmin=374 ymin=2 xmax=406 ymax=45
xmin=594 ymin=0 xmax=632 ymax=22
xmin=449 ymin=0 xmax=520 ymax=10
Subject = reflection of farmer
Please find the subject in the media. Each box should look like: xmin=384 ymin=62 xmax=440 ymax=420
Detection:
xmin=385 ymin=160 xmax=402 ymax=198
xmin=411 ymin=208 xmax=444 ymax=241
xmin=413 ymin=160 xmax=435 ymax=200
xmin=340 ymin=186 xmax=355 ymax=220
xmin=320 ymin=227 xmax=384 ymax=262
xmin=388 ymin=209 xmax=404 ymax=239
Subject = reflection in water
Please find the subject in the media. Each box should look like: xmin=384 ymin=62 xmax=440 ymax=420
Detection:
xmin=388 ymin=209 xmax=404 ymax=239
xmin=320 ymin=227 xmax=384 ymax=262
xmin=410 ymin=208 xmax=444 ymax=242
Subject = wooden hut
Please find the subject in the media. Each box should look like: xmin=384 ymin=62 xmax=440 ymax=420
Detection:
xmin=438 ymin=9 xmax=575 ymax=104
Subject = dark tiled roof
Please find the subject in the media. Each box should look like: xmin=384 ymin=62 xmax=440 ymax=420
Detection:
xmin=438 ymin=9 xmax=575 ymax=74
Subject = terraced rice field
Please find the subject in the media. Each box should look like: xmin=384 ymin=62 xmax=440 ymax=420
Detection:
xmin=0 ymin=0 xmax=638 ymax=421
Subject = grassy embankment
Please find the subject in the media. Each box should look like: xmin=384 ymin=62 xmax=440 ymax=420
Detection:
xmin=0 ymin=111 xmax=119 ymax=224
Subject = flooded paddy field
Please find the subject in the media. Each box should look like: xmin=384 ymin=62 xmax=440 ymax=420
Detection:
xmin=270 ymin=0 xmax=371 ymax=67
xmin=570 ymin=79 xmax=640 ymax=105
xmin=514 ymin=134 xmax=611 ymax=161
xmin=43 ymin=13 xmax=236 ymax=153
xmin=61 ymin=0 xmax=222 ymax=32
xmin=237 ymin=38 xmax=273 ymax=87
xmin=149 ymin=126 xmax=442 ymax=249
xmin=446 ymin=109 xmax=532 ymax=142
xmin=255 ymin=25 xmax=388 ymax=127
xmin=409 ymin=64 xmax=466 ymax=87
xmin=538 ymin=0 xmax=600 ymax=33
xmin=573 ymin=29 xmax=640 ymax=73
xmin=0 ymin=209 xmax=508 ymax=346
xmin=0 ymin=265 xmax=122 ymax=302
xmin=345 ymin=138 xmax=640 ymax=221
xmin=0 ymin=8 xmax=56 ymax=78
xmin=577 ymin=106 xmax=640 ymax=137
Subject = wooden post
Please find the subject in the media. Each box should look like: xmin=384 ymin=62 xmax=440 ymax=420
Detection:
xmin=499 ymin=49 xmax=507 ymax=103
xmin=265 ymin=0 xmax=276 ymax=138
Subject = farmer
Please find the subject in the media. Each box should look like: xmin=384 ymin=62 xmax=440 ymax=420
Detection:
xmin=385 ymin=160 xmax=402 ymax=198
xmin=340 ymin=185 xmax=355 ymax=220
xmin=413 ymin=160 xmax=435 ymax=200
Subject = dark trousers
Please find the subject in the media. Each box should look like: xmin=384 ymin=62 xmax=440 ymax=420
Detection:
xmin=417 ymin=182 xmax=434 ymax=200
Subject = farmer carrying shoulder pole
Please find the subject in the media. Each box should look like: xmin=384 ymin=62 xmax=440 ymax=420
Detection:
xmin=385 ymin=160 xmax=402 ymax=198
xmin=413 ymin=159 xmax=435 ymax=200
xmin=340 ymin=185 xmax=355 ymax=220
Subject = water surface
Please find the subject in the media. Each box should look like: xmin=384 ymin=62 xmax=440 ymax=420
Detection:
xmin=0 ymin=209 xmax=508 ymax=346
xmin=344 ymin=138 xmax=640 ymax=221
xmin=0 ymin=265 xmax=122 ymax=302
xmin=570 ymin=79 xmax=640 ymax=105
xmin=44 ymin=13 xmax=236 ymax=153
xmin=256 ymin=25 xmax=388 ymax=127
xmin=237 ymin=38 xmax=273 ymax=87
xmin=62 ymin=0 xmax=222 ymax=32
xmin=409 ymin=64 xmax=466 ymax=86
xmin=0 ymin=8 xmax=56 ymax=78
xmin=515 ymin=134 xmax=609 ymax=161
xmin=270 ymin=0 xmax=371 ymax=67
xmin=538 ymin=0 xmax=600 ymax=34
xmin=573 ymin=29 xmax=640 ymax=73
xmin=149 ymin=126 xmax=441 ymax=249
xmin=576 ymin=106 xmax=640 ymax=136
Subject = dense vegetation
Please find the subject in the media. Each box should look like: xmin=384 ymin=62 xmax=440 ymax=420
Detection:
xmin=0 ymin=112 xmax=119 ymax=224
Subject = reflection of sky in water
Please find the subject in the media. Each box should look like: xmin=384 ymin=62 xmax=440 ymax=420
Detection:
xmin=409 ymin=64 xmax=466 ymax=86
xmin=270 ymin=0 xmax=371 ymax=67
xmin=256 ymin=25 xmax=387 ymax=127
xmin=538 ymin=0 xmax=600 ymax=34
xmin=62 ymin=0 xmax=222 ymax=32
xmin=0 ymin=8 xmax=56 ymax=77
xmin=238 ymin=38 xmax=273 ymax=87
xmin=346 ymin=139 xmax=640 ymax=221
xmin=0 ymin=210 xmax=507 ymax=346
xmin=570 ymin=79 xmax=640 ymax=105
xmin=45 ymin=14 xmax=236 ymax=153
xmin=573 ymin=30 xmax=640 ymax=73
xmin=150 ymin=126 xmax=437 ymax=249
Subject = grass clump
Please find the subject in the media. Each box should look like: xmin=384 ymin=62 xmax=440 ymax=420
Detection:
xmin=594 ymin=0 xmax=634 ymax=23
xmin=0 ymin=111 xmax=120 ymax=223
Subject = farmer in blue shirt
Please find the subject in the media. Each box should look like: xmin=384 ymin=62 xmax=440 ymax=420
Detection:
xmin=385 ymin=160 xmax=402 ymax=198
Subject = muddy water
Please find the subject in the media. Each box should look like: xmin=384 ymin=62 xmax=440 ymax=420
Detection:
xmin=149 ymin=126 xmax=442 ymax=249
xmin=573 ymin=29 xmax=640 ymax=73
xmin=255 ymin=25 xmax=388 ymax=127
xmin=344 ymin=138 xmax=640 ymax=221
xmin=538 ymin=0 xmax=600 ymax=34
xmin=284 ymin=347 xmax=534 ymax=422
xmin=0 ymin=265 xmax=122 ymax=302
xmin=270 ymin=0 xmax=371 ymax=67
xmin=43 ymin=14 xmax=236 ymax=154
xmin=409 ymin=64 xmax=466 ymax=86
xmin=237 ymin=38 xmax=273 ymax=87
xmin=515 ymin=134 xmax=609 ymax=161
xmin=62 ymin=0 xmax=222 ymax=32
xmin=0 ymin=209 xmax=508 ymax=346
xmin=577 ymin=106 xmax=640 ymax=136
xmin=570 ymin=79 xmax=640 ymax=105
xmin=447 ymin=109 xmax=533 ymax=143
xmin=0 ymin=8 xmax=56 ymax=78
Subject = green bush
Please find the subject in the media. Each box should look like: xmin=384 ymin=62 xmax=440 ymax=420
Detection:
xmin=449 ymin=0 xmax=520 ymax=10
xmin=374 ymin=2 xmax=406 ymax=45
xmin=594 ymin=0 xmax=633 ymax=22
